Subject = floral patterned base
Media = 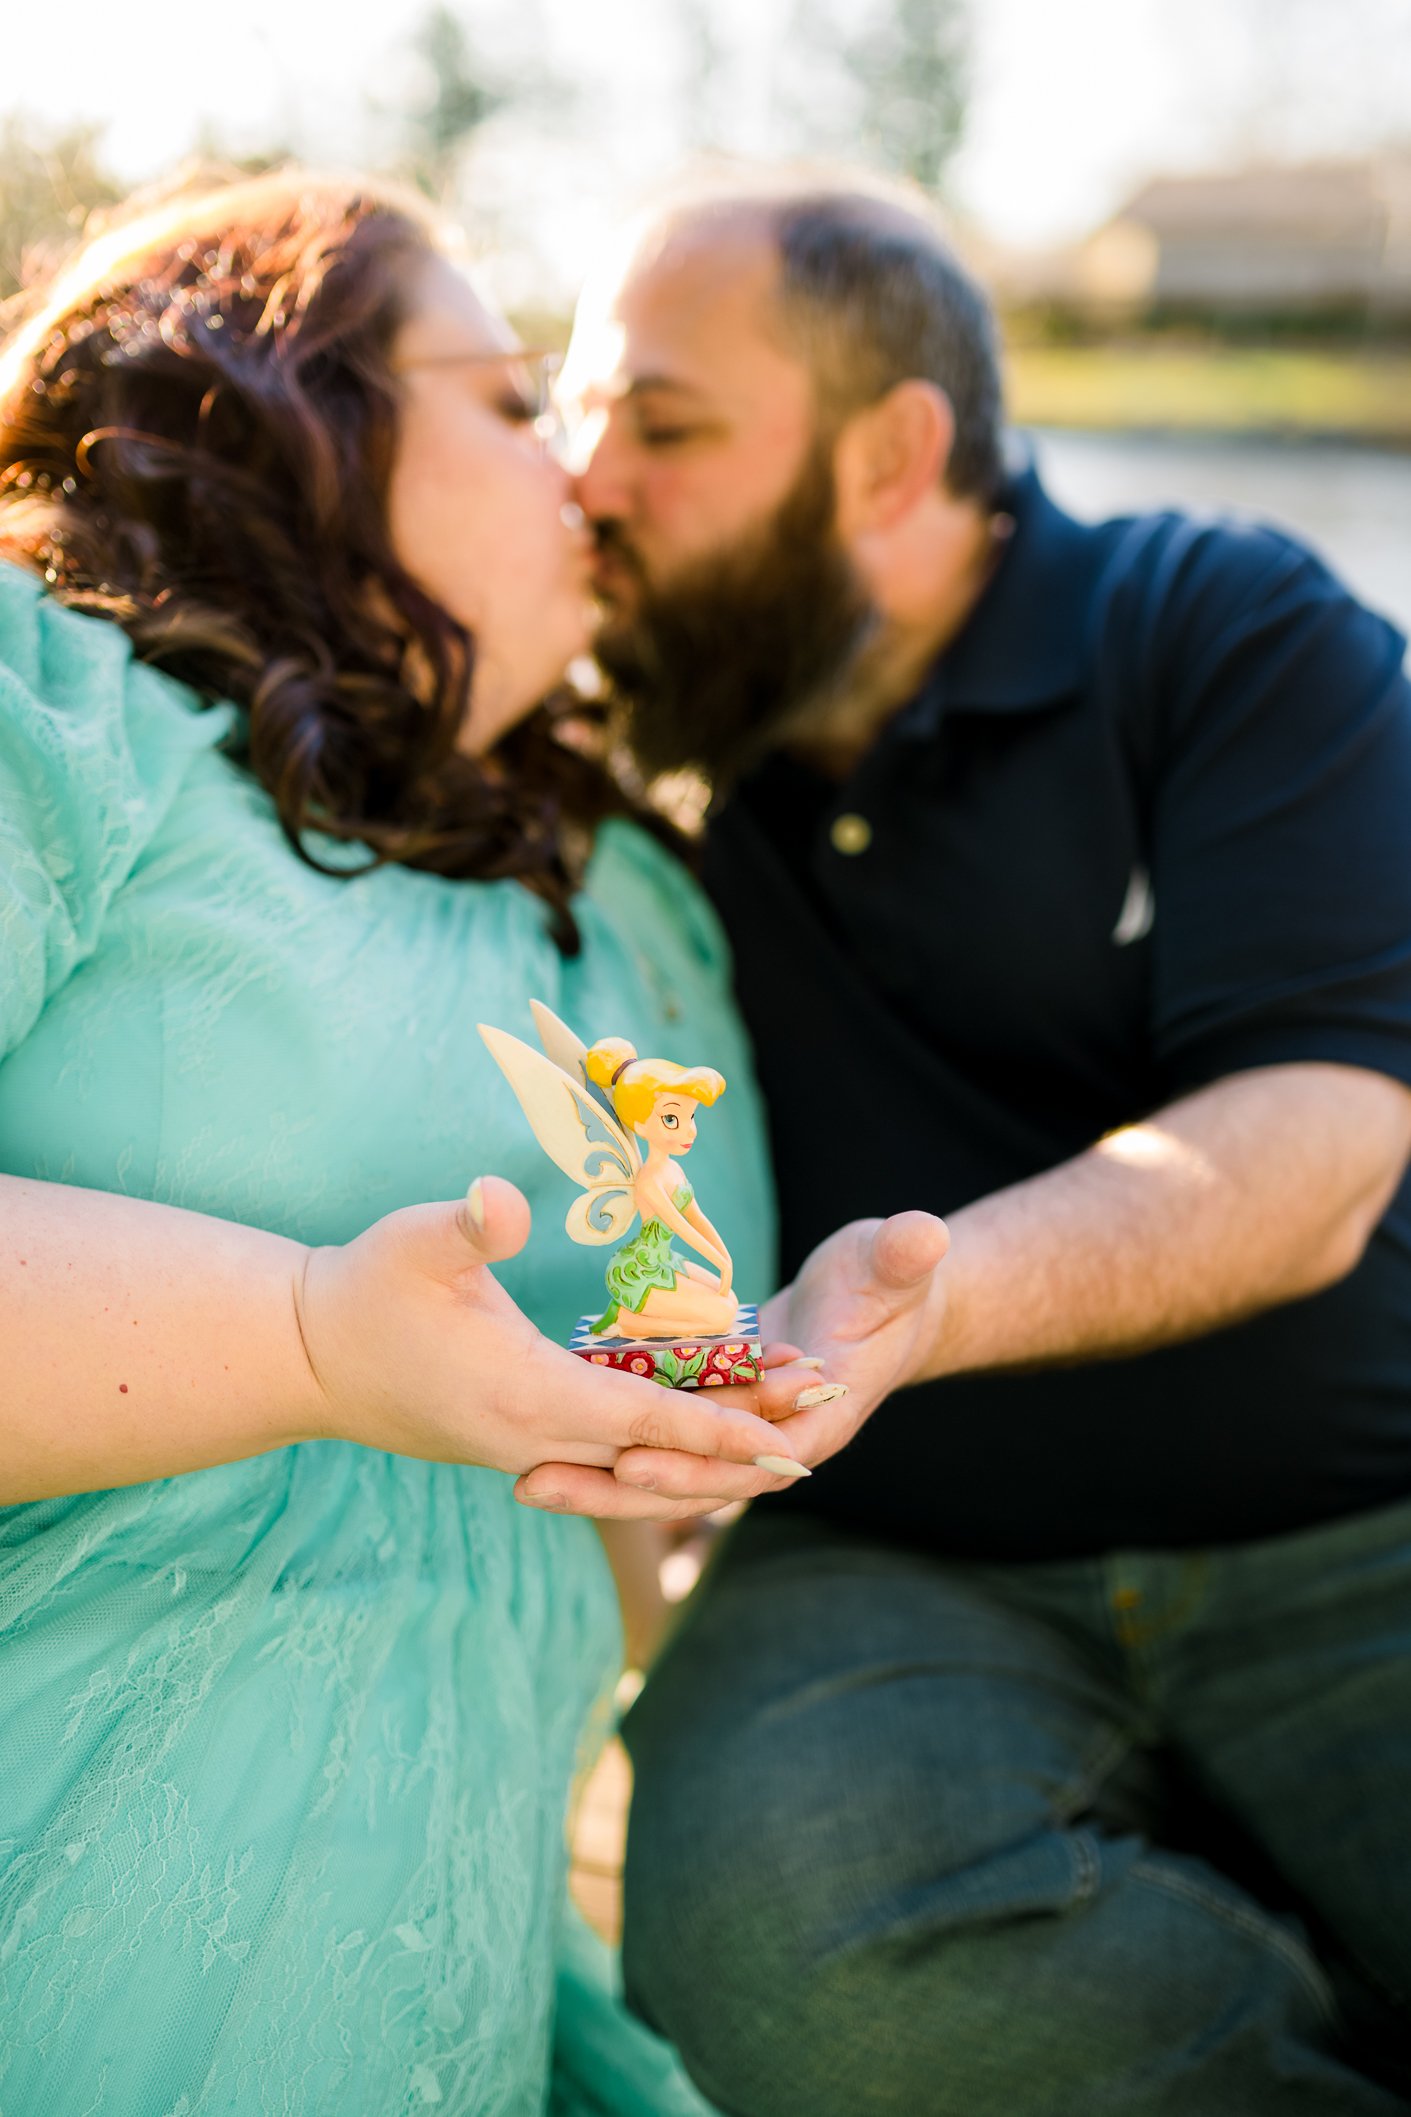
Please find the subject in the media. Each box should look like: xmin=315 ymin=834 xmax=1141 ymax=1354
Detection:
xmin=569 ymin=1304 xmax=763 ymax=1388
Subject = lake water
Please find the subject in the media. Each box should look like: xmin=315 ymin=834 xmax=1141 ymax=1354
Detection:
xmin=1026 ymin=430 xmax=1411 ymax=639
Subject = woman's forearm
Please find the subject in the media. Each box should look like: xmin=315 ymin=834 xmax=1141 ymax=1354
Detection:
xmin=1 ymin=1172 xmax=810 ymax=1516
xmin=0 ymin=1175 xmax=322 ymax=1503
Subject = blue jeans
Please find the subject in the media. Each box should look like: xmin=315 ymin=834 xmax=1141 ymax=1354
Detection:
xmin=621 ymin=1495 xmax=1411 ymax=2116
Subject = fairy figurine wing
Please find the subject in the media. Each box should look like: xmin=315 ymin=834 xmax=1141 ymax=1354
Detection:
xmin=528 ymin=999 xmax=591 ymax=1088
xmin=478 ymin=1016 xmax=641 ymax=1246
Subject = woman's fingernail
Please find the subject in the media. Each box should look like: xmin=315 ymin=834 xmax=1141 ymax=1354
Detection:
xmin=520 ymin=1489 xmax=565 ymax=1509
xmin=619 ymin=1472 xmax=658 ymax=1491
xmin=464 ymin=1177 xmax=486 ymax=1236
xmin=792 ymin=1356 xmax=825 ymax=1370
xmin=793 ymin=1383 xmax=848 ymax=1410
xmin=754 ymin=1454 xmax=812 ymax=1478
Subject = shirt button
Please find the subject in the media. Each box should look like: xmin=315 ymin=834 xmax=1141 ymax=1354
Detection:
xmin=830 ymin=812 xmax=873 ymax=856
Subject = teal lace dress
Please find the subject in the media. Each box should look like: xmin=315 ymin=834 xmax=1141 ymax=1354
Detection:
xmin=0 ymin=565 xmax=775 ymax=2116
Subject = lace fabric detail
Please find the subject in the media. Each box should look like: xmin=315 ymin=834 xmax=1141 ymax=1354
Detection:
xmin=1 ymin=1450 xmax=621 ymax=2113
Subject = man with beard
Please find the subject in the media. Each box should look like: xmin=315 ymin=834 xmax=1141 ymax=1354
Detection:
xmin=550 ymin=178 xmax=1411 ymax=2116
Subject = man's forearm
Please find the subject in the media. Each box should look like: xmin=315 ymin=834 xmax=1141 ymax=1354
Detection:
xmin=922 ymin=1063 xmax=1411 ymax=1382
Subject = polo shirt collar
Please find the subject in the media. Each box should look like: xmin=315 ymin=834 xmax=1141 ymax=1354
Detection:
xmin=900 ymin=453 xmax=1102 ymax=736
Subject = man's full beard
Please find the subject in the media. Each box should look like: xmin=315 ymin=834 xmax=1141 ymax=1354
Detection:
xmin=592 ymin=442 xmax=879 ymax=791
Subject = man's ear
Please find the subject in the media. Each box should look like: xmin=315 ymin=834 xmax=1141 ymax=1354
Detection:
xmin=833 ymin=381 xmax=955 ymax=537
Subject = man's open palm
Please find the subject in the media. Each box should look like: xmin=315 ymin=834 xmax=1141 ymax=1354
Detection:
xmin=760 ymin=1211 xmax=950 ymax=1468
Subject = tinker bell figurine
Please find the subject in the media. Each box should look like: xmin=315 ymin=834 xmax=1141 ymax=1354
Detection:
xmin=479 ymin=1001 xmax=763 ymax=1388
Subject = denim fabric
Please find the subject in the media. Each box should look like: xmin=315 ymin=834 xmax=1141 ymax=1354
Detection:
xmin=622 ymin=1496 xmax=1411 ymax=2116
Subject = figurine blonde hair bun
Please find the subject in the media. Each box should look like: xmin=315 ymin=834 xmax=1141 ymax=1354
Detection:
xmin=586 ymin=1038 xmax=726 ymax=1130
xmin=585 ymin=1038 xmax=637 ymax=1091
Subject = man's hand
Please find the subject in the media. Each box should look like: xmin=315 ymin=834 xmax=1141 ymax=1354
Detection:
xmin=466 ymin=1066 xmax=1411 ymax=1524
xmin=756 ymin=1210 xmax=949 ymax=1463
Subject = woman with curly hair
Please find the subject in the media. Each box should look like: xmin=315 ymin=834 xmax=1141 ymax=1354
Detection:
xmin=0 ymin=169 xmax=945 ymax=2114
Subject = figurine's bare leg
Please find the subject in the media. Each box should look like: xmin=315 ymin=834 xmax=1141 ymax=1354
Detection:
xmin=635 ymin=1281 xmax=739 ymax=1338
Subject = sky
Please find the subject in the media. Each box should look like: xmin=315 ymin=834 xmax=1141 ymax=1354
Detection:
xmin=6 ymin=0 xmax=1411 ymax=302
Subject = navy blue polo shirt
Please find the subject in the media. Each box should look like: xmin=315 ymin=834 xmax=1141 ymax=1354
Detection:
xmin=705 ymin=461 xmax=1411 ymax=1560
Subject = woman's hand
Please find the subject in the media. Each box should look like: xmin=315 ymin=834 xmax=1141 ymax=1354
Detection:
xmin=295 ymin=1176 xmax=815 ymax=1511
xmin=513 ymin=1209 xmax=949 ymax=1521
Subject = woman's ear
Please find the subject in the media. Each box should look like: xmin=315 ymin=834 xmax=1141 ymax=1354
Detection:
xmin=833 ymin=380 xmax=955 ymax=539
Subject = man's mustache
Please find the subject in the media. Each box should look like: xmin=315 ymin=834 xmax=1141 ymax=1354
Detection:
xmin=589 ymin=521 xmax=647 ymax=585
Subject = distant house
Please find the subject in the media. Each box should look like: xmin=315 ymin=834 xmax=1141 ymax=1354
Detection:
xmin=1074 ymin=155 xmax=1404 ymax=321
xmin=993 ymin=155 xmax=1411 ymax=322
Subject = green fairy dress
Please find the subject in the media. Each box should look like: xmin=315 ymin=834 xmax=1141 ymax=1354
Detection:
xmin=594 ymin=1181 xmax=695 ymax=1333
xmin=0 ymin=565 xmax=775 ymax=2117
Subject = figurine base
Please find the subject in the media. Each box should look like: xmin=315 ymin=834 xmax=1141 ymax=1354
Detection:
xmin=569 ymin=1304 xmax=763 ymax=1388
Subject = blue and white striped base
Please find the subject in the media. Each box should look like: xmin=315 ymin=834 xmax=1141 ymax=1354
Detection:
xmin=570 ymin=1302 xmax=760 ymax=1353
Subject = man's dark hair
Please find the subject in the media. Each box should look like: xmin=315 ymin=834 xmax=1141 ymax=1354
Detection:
xmin=761 ymin=187 xmax=1006 ymax=508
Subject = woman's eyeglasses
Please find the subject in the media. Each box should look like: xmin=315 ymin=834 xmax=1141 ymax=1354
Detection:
xmin=391 ymin=347 xmax=565 ymax=455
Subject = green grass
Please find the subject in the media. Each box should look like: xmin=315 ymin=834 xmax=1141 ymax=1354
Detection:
xmin=1004 ymin=343 xmax=1411 ymax=444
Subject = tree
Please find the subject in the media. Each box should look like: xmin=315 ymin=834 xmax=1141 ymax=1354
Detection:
xmin=850 ymin=0 xmax=968 ymax=193
xmin=0 ymin=116 xmax=122 ymax=305
xmin=779 ymin=0 xmax=970 ymax=196
xmin=395 ymin=5 xmax=505 ymax=198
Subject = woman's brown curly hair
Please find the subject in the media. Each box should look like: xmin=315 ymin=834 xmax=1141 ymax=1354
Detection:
xmin=0 ymin=169 xmax=637 ymax=950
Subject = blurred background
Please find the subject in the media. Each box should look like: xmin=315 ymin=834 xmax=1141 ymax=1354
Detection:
xmin=3 ymin=0 xmax=1408 ymax=630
